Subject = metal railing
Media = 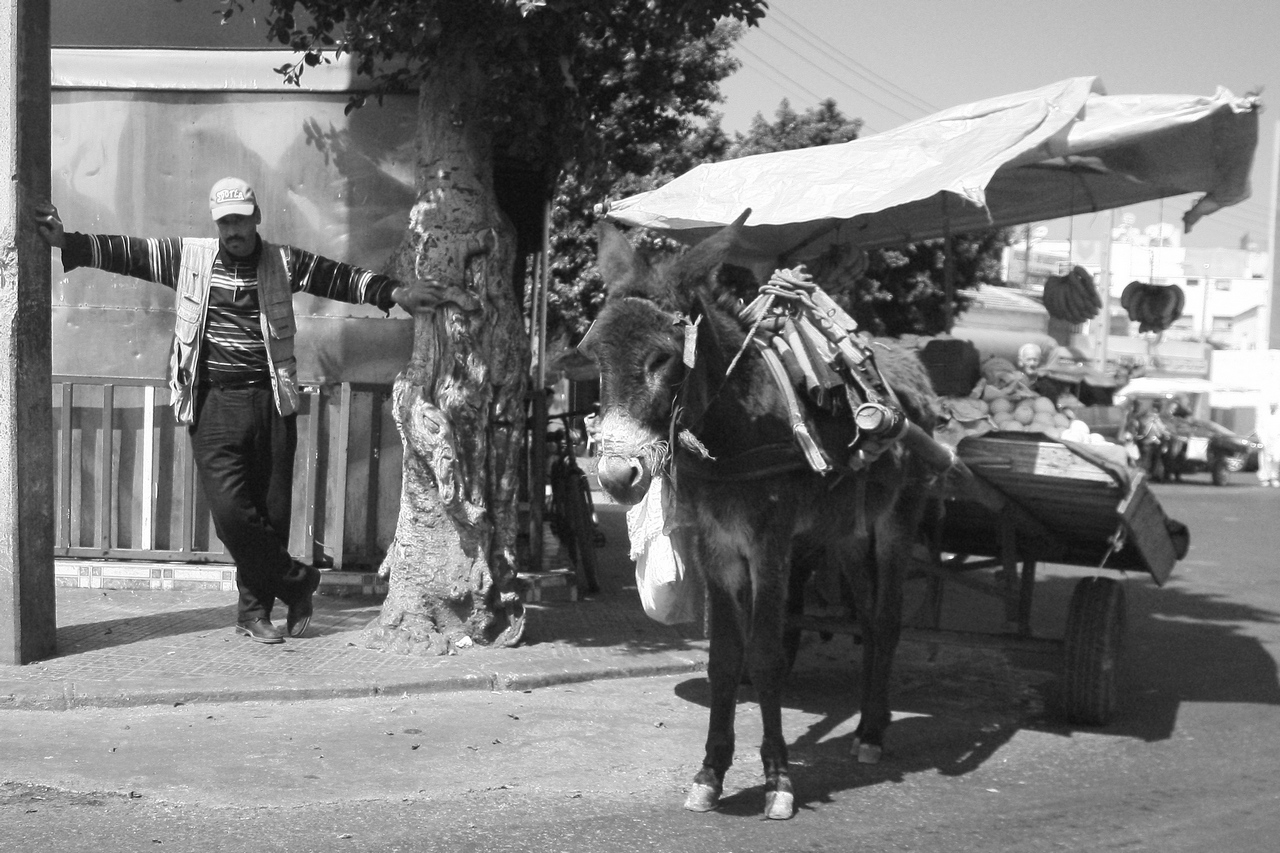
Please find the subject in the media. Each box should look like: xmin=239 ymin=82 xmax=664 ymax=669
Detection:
xmin=53 ymin=375 xmax=400 ymax=569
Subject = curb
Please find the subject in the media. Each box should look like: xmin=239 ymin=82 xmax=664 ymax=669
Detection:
xmin=0 ymin=652 xmax=708 ymax=711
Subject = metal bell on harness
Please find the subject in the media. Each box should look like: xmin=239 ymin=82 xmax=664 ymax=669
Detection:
xmin=854 ymin=402 xmax=909 ymax=441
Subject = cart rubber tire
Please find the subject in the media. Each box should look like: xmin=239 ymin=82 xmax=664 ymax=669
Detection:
xmin=1211 ymin=456 xmax=1231 ymax=486
xmin=1059 ymin=576 xmax=1126 ymax=726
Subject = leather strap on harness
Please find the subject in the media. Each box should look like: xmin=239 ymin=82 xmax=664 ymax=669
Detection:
xmin=757 ymin=344 xmax=832 ymax=473
xmin=669 ymin=267 xmax=915 ymax=483
xmin=727 ymin=267 xmax=912 ymax=474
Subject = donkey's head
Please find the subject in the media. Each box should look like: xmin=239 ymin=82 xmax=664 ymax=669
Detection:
xmin=580 ymin=213 xmax=749 ymax=506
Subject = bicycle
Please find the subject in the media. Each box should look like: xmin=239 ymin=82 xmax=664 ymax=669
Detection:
xmin=543 ymin=408 xmax=602 ymax=595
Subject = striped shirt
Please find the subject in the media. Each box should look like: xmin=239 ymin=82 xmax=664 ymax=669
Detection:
xmin=62 ymin=233 xmax=400 ymax=385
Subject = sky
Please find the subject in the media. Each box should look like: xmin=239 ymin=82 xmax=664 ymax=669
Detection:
xmin=52 ymin=0 xmax=1278 ymax=253
xmin=713 ymin=0 xmax=1279 ymax=252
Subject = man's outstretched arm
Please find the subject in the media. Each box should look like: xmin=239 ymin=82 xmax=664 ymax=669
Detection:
xmin=31 ymin=201 xmax=183 ymax=286
xmin=287 ymin=246 xmax=479 ymax=316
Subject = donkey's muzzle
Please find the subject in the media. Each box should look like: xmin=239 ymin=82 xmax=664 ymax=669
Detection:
xmin=596 ymin=455 xmax=652 ymax=506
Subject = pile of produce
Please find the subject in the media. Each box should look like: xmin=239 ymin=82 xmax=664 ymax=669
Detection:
xmin=934 ymin=393 xmax=1106 ymax=445
xmin=932 ymin=355 xmax=1113 ymax=448
xmin=1042 ymin=265 xmax=1101 ymax=324
xmin=987 ymin=395 xmax=1073 ymax=436
xmin=1120 ymin=280 xmax=1185 ymax=333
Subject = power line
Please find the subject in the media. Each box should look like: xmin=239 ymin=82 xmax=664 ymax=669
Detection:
xmin=734 ymin=42 xmax=827 ymax=110
xmin=760 ymin=5 xmax=1273 ymax=238
xmin=753 ymin=27 xmax=919 ymax=125
xmin=1059 ymin=204 xmax=1270 ymax=252
xmin=736 ymin=4 xmax=1272 ymax=253
xmin=767 ymin=4 xmax=939 ymax=118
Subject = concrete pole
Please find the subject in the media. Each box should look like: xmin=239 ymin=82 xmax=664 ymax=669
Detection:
xmin=1267 ymin=119 xmax=1279 ymax=350
xmin=0 ymin=0 xmax=56 ymax=664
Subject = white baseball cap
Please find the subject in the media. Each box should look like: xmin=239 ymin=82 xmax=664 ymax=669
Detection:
xmin=209 ymin=177 xmax=258 ymax=220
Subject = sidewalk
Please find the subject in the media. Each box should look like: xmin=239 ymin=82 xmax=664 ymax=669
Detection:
xmin=0 ymin=502 xmax=709 ymax=711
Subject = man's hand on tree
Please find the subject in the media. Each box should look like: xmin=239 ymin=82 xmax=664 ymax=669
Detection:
xmin=391 ymin=280 xmax=481 ymax=315
xmin=32 ymin=202 xmax=66 ymax=248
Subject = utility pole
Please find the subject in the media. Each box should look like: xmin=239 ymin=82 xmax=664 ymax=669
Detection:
xmin=1268 ymin=119 xmax=1280 ymax=350
xmin=0 ymin=0 xmax=56 ymax=664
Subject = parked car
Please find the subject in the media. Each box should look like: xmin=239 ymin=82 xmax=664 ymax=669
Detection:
xmin=1161 ymin=414 xmax=1262 ymax=485
xmin=1113 ymin=378 xmax=1263 ymax=486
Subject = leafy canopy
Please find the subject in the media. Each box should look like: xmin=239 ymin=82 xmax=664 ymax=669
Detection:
xmin=217 ymin=0 xmax=767 ymax=177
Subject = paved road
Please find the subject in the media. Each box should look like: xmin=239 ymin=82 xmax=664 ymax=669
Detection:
xmin=2 ymin=473 xmax=1278 ymax=852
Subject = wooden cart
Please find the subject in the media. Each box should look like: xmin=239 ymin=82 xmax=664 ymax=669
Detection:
xmin=925 ymin=433 xmax=1185 ymax=725
xmin=792 ymin=431 xmax=1189 ymax=727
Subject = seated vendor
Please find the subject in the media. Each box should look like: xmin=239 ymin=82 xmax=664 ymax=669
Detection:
xmin=1016 ymin=343 xmax=1043 ymax=380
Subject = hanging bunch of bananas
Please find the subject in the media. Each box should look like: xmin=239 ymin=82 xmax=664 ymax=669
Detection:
xmin=1042 ymin=265 xmax=1101 ymax=325
xmin=1120 ymin=281 xmax=1185 ymax=333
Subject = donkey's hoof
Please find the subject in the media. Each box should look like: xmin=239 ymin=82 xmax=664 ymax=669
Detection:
xmin=683 ymin=783 xmax=722 ymax=812
xmin=852 ymin=738 xmax=882 ymax=764
xmin=763 ymin=789 xmax=795 ymax=820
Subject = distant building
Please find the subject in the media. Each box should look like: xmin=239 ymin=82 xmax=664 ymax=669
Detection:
xmin=1003 ymin=227 xmax=1272 ymax=353
xmin=1003 ymin=227 xmax=1275 ymax=429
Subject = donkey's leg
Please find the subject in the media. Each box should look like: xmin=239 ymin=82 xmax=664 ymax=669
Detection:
xmin=835 ymin=532 xmax=887 ymax=764
xmin=746 ymin=546 xmax=797 ymax=820
xmin=851 ymin=512 xmax=912 ymax=764
xmin=685 ymin=575 xmax=747 ymax=813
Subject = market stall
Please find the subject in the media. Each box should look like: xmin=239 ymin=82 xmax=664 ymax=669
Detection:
xmin=600 ymin=77 xmax=1259 ymax=724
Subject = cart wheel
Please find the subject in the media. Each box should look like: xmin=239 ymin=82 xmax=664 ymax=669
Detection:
xmin=1058 ymin=576 xmax=1126 ymax=726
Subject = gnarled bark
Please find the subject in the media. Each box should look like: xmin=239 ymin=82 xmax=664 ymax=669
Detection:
xmin=359 ymin=45 xmax=528 ymax=656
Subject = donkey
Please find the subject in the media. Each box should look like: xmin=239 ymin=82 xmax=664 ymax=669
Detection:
xmin=581 ymin=216 xmax=938 ymax=820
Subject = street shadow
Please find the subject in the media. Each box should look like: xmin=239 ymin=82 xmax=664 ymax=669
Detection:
xmin=522 ymin=596 xmax=706 ymax=653
xmin=53 ymin=593 xmax=386 ymax=654
xmin=668 ymin=636 xmax=1025 ymax=816
xmin=658 ymin=551 xmax=1280 ymax=817
xmin=1018 ymin=572 xmax=1280 ymax=743
xmin=55 ymin=603 xmax=239 ymax=654
xmin=575 ymin=490 xmax=1280 ymax=746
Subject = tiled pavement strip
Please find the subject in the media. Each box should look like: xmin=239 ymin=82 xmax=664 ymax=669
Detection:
xmin=0 ymin=529 xmax=710 ymax=710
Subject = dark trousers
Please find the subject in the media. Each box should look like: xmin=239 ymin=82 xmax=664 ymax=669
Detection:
xmin=190 ymin=385 xmax=308 ymax=622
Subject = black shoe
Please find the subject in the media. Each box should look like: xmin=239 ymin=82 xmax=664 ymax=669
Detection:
xmin=236 ymin=617 xmax=285 ymax=644
xmin=287 ymin=566 xmax=322 ymax=638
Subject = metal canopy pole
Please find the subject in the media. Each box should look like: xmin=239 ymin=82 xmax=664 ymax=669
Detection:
xmin=942 ymin=198 xmax=955 ymax=333
xmin=526 ymin=201 xmax=552 ymax=572
xmin=1097 ymin=209 xmax=1116 ymax=370
xmin=1267 ymin=118 xmax=1280 ymax=350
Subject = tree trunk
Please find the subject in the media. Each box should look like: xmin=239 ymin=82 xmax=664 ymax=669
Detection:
xmin=359 ymin=45 xmax=529 ymax=655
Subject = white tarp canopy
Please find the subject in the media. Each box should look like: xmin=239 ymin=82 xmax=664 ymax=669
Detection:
xmin=603 ymin=77 xmax=1260 ymax=270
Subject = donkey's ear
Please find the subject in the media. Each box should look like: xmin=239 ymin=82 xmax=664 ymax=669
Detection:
xmin=596 ymin=221 xmax=651 ymax=296
xmin=677 ymin=208 xmax=751 ymax=297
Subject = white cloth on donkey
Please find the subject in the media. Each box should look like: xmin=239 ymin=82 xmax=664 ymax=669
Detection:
xmin=626 ymin=476 xmax=699 ymax=625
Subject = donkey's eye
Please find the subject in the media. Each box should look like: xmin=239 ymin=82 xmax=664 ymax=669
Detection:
xmin=646 ymin=352 xmax=674 ymax=374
